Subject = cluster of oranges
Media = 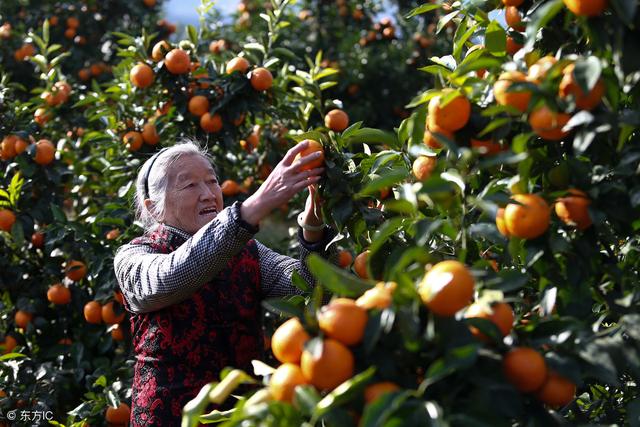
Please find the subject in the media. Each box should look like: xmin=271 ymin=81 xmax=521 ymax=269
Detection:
xmin=358 ymin=17 xmax=396 ymax=47
xmin=1 ymin=135 xmax=56 ymax=166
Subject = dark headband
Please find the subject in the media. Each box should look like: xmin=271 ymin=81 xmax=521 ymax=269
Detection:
xmin=143 ymin=147 xmax=170 ymax=199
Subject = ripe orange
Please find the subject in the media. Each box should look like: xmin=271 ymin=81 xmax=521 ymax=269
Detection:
xmin=226 ymin=57 xmax=250 ymax=74
xmin=111 ymin=324 xmax=125 ymax=341
xmin=78 ymin=68 xmax=91 ymax=81
xmin=221 ymin=180 xmax=241 ymax=197
xmin=123 ymin=131 xmax=143 ymax=152
xmin=130 ymin=63 xmax=154 ymax=89
xmin=141 ymin=122 xmax=160 ymax=145
xmin=114 ymin=291 xmax=125 ymax=305
xmin=364 ymin=382 xmax=400 ymax=403
xmin=300 ymin=338 xmax=354 ymax=390
xmin=471 ymin=139 xmax=505 ymax=156
xmin=200 ymin=112 xmax=223 ymax=133
xmin=528 ymin=106 xmax=571 ymax=140
xmin=505 ymin=6 xmax=525 ymax=31
xmin=13 ymin=137 xmax=29 ymax=155
xmin=337 ymin=250 xmax=353 ymax=268
xmin=66 ymin=16 xmax=79 ymax=28
xmin=535 ymin=371 xmax=576 ymax=407
xmin=554 ymin=188 xmax=592 ymax=230
xmin=105 ymin=402 xmax=130 ymax=424
xmin=293 ymin=139 xmax=324 ymax=171
xmin=493 ymin=71 xmax=532 ymax=113
xmin=1 ymin=135 xmax=16 ymax=160
xmin=496 ymin=207 xmax=510 ymax=237
xmin=0 ymin=209 xmax=16 ymax=232
xmin=232 ymin=113 xmax=246 ymax=127
xmin=250 ymin=67 xmax=273 ymax=91
xmin=209 ymin=39 xmax=227 ymax=54
xmin=164 ymin=49 xmax=190 ymax=74
xmin=353 ymin=250 xmax=370 ymax=279
xmin=527 ymin=56 xmax=558 ymax=83
xmin=246 ymin=125 xmax=261 ymax=150
xmin=324 ymin=109 xmax=350 ymax=132
xmin=356 ymin=281 xmax=396 ymax=310
xmin=503 ymin=194 xmax=550 ymax=239
xmin=102 ymin=301 xmax=125 ymax=325
xmin=14 ymin=310 xmax=33 ymax=329
xmin=465 ymin=301 xmax=515 ymax=340
xmin=502 ymin=0 xmax=523 ymax=5
xmin=188 ymin=95 xmax=210 ymax=117
xmin=84 ymin=301 xmax=102 ymax=324
xmin=418 ymin=260 xmax=475 ymax=316
xmin=506 ymin=36 xmax=523 ymax=56
xmin=47 ymin=283 xmax=71 ymax=305
xmin=34 ymin=139 xmax=55 ymax=165
xmin=151 ymin=40 xmax=171 ymax=61
xmin=318 ymin=298 xmax=368 ymax=346
xmin=271 ymin=317 xmax=310 ymax=363
xmin=143 ymin=0 xmax=156 ymax=7
xmin=31 ymin=231 xmax=44 ymax=248
xmin=427 ymin=89 xmax=471 ymax=131
xmin=65 ymin=260 xmax=87 ymax=281
xmin=503 ymin=347 xmax=547 ymax=392
xmin=558 ymin=64 xmax=605 ymax=111
xmin=2 ymin=335 xmax=18 ymax=354
xmin=563 ymin=0 xmax=607 ymax=16
xmin=269 ymin=363 xmax=309 ymax=402
xmin=412 ymin=156 xmax=437 ymax=181
xmin=34 ymin=108 xmax=52 ymax=126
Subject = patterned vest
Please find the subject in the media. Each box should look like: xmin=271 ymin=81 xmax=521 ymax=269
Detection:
xmin=126 ymin=225 xmax=263 ymax=426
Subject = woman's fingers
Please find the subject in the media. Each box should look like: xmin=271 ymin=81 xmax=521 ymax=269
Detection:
xmin=281 ymin=140 xmax=309 ymax=166
xmin=289 ymin=150 xmax=323 ymax=171
xmin=293 ymin=175 xmax=321 ymax=191
xmin=291 ymin=167 xmax=324 ymax=182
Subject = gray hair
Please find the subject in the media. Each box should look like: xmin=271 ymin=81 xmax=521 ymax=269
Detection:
xmin=134 ymin=138 xmax=214 ymax=231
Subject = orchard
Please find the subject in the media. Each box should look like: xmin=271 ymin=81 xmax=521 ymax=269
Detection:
xmin=0 ymin=0 xmax=639 ymax=425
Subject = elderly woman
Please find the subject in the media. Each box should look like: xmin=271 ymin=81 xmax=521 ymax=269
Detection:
xmin=114 ymin=140 xmax=332 ymax=426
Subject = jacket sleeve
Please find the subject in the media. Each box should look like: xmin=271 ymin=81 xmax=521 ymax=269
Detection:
xmin=114 ymin=202 xmax=257 ymax=314
xmin=258 ymin=226 xmax=338 ymax=298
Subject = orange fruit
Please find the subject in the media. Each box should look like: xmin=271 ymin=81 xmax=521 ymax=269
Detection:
xmin=226 ymin=57 xmax=250 ymax=74
xmin=250 ymin=67 xmax=273 ymax=91
xmin=66 ymin=16 xmax=79 ymax=28
xmin=496 ymin=207 xmax=510 ymax=237
xmin=65 ymin=260 xmax=87 ymax=281
xmin=493 ymin=71 xmax=532 ymax=113
xmin=111 ymin=324 xmax=125 ymax=341
xmin=563 ymin=0 xmax=607 ymax=15
xmin=356 ymin=281 xmax=396 ymax=310
xmin=318 ymin=298 xmax=368 ymax=346
xmin=34 ymin=108 xmax=52 ymax=126
xmin=164 ymin=49 xmax=190 ymax=74
xmin=221 ymin=180 xmax=241 ymax=197
xmin=14 ymin=310 xmax=33 ymax=329
xmin=232 ymin=113 xmax=246 ymax=127
xmin=151 ymin=40 xmax=171 ymax=61
xmin=528 ymin=106 xmax=571 ymax=140
xmin=269 ymin=363 xmax=308 ymax=402
xmin=271 ymin=317 xmax=310 ymax=364
xmin=412 ymin=156 xmax=437 ymax=181
xmin=506 ymin=36 xmax=523 ymax=56
xmin=353 ymin=250 xmax=370 ymax=279
xmin=527 ymin=56 xmax=558 ymax=83
xmin=105 ymin=402 xmax=130 ymax=424
xmin=123 ymin=131 xmax=143 ymax=152
xmin=78 ymin=68 xmax=91 ymax=81
xmin=130 ymin=63 xmax=154 ymax=89
xmin=200 ymin=113 xmax=223 ymax=133
xmin=2 ymin=335 xmax=18 ymax=354
xmin=554 ymin=188 xmax=592 ymax=230
xmin=471 ymin=139 xmax=505 ymax=156
xmin=505 ymin=6 xmax=525 ymax=31
xmin=502 ymin=0 xmax=523 ymax=5
xmin=503 ymin=347 xmax=547 ymax=392
xmin=84 ymin=301 xmax=102 ymax=324
xmin=338 ymin=250 xmax=353 ymax=268
xmin=418 ymin=260 xmax=475 ymax=316
xmin=143 ymin=0 xmax=156 ymax=7
xmin=34 ymin=139 xmax=55 ymax=165
xmin=300 ymin=338 xmax=354 ymax=390
xmin=364 ymin=382 xmax=400 ymax=403
xmin=246 ymin=125 xmax=261 ymax=150
xmin=1 ymin=135 xmax=17 ymax=160
xmin=14 ymin=137 xmax=29 ymax=155
xmin=324 ymin=109 xmax=350 ymax=132
xmin=102 ymin=301 xmax=126 ymax=325
xmin=209 ymin=39 xmax=227 ymax=54
xmin=141 ymin=122 xmax=160 ymax=145
xmin=47 ymin=283 xmax=71 ymax=305
xmin=503 ymin=194 xmax=550 ymax=239
xmin=114 ymin=291 xmax=125 ymax=305
xmin=558 ymin=64 xmax=605 ymax=111
xmin=465 ymin=301 xmax=515 ymax=340
xmin=535 ymin=371 xmax=576 ymax=407
xmin=31 ymin=231 xmax=44 ymax=248
xmin=0 ymin=209 xmax=16 ymax=232
xmin=188 ymin=95 xmax=210 ymax=116
xmin=427 ymin=89 xmax=471 ymax=131
xmin=293 ymin=139 xmax=324 ymax=171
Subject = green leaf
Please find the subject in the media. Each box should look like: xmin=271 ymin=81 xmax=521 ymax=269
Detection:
xmin=484 ymin=269 xmax=529 ymax=292
xmin=485 ymin=20 xmax=506 ymax=54
xmin=294 ymin=385 xmax=322 ymax=416
xmin=360 ymin=390 xmax=412 ymax=427
xmin=405 ymin=3 xmax=441 ymax=18
xmin=343 ymin=128 xmax=400 ymax=149
xmin=358 ymin=168 xmax=409 ymax=197
xmin=306 ymin=253 xmax=371 ymax=297
xmin=262 ymin=298 xmax=305 ymax=318
xmin=314 ymin=367 xmax=376 ymax=417
xmin=406 ymin=89 xmax=440 ymax=108
xmin=313 ymin=68 xmax=339 ymax=81
xmin=610 ymin=0 xmax=638 ymax=26
xmin=437 ymin=11 xmax=461 ymax=34
xmin=319 ymin=81 xmax=338 ymax=91
xmin=244 ymin=42 xmax=266 ymax=54
xmin=187 ymin=25 xmax=198 ymax=45
xmin=525 ymin=0 xmax=564 ymax=50
xmin=573 ymin=57 xmax=602 ymax=92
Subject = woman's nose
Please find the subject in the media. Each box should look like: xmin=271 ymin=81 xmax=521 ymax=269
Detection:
xmin=199 ymin=182 xmax=216 ymax=200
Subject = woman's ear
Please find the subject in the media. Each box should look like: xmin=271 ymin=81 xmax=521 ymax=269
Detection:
xmin=144 ymin=199 xmax=155 ymax=213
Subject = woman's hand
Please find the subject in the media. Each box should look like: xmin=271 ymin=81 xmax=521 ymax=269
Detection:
xmin=241 ymin=141 xmax=324 ymax=226
xmin=300 ymin=184 xmax=325 ymax=242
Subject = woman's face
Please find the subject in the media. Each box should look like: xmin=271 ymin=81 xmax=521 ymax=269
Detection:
xmin=162 ymin=154 xmax=223 ymax=234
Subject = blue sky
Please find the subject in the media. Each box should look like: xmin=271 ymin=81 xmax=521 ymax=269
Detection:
xmin=165 ymin=0 xmax=235 ymax=25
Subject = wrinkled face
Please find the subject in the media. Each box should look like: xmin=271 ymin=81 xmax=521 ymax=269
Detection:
xmin=162 ymin=154 xmax=223 ymax=234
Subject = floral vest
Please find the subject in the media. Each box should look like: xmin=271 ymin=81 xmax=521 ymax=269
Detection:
xmin=126 ymin=225 xmax=263 ymax=426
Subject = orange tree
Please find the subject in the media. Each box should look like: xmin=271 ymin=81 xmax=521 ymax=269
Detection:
xmin=180 ymin=0 xmax=640 ymax=425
